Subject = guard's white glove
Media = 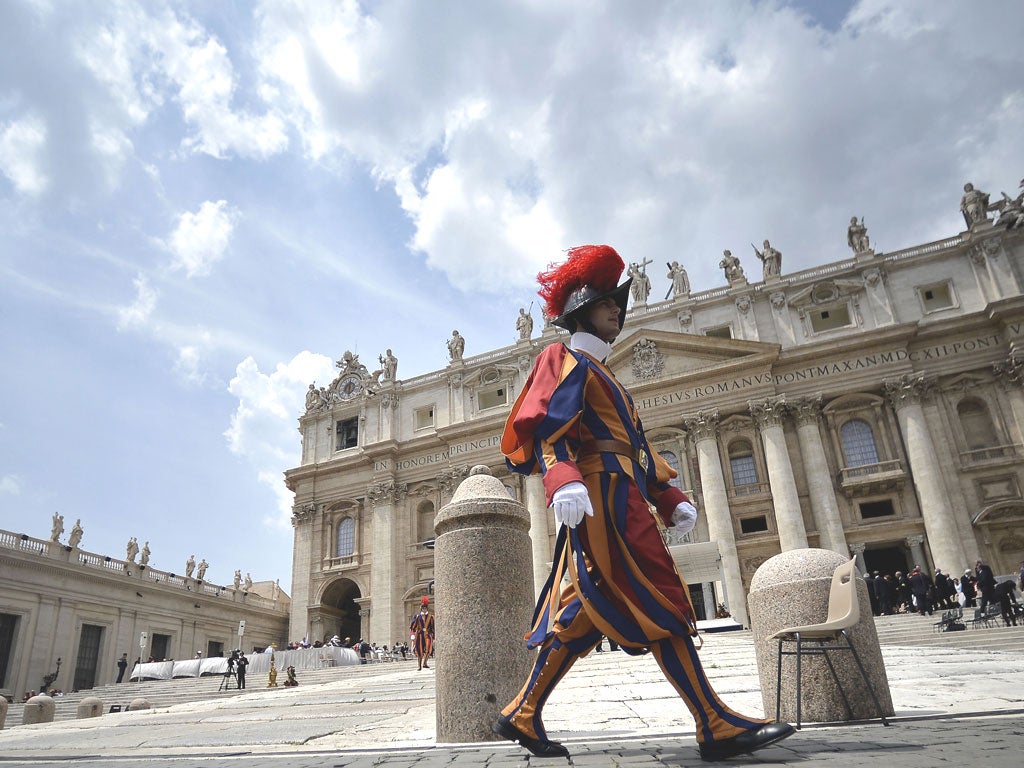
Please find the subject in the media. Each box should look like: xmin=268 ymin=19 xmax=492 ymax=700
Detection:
xmin=671 ymin=501 xmax=698 ymax=535
xmin=552 ymin=481 xmax=594 ymax=529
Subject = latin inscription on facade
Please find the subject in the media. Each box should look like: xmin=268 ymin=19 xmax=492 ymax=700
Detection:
xmin=373 ymin=434 xmax=503 ymax=472
xmin=638 ymin=335 xmax=1000 ymax=410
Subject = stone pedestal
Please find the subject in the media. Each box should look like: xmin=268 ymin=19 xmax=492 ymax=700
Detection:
xmin=434 ymin=466 xmax=535 ymax=744
xmin=748 ymin=549 xmax=893 ymax=724
xmin=77 ymin=696 xmax=103 ymax=718
xmin=22 ymin=695 xmax=55 ymax=725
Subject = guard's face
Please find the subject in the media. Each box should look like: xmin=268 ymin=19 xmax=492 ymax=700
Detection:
xmin=586 ymin=297 xmax=621 ymax=343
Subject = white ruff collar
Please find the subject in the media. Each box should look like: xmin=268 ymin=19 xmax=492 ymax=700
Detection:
xmin=569 ymin=332 xmax=613 ymax=363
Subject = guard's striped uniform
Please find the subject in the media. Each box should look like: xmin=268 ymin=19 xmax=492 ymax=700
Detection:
xmin=501 ymin=342 xmax=767 ymax=745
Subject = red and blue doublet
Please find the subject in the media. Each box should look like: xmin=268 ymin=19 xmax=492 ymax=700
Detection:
xmin=501 ymin=341 xmax=766 ymax=745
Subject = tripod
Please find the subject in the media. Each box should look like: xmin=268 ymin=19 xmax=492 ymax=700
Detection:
xmin=217 ymin=668 xmax=237 ymax=691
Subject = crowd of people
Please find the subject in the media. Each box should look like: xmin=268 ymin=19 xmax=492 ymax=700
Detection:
xmin=864 ymin=559 xmax=1023 ymax=628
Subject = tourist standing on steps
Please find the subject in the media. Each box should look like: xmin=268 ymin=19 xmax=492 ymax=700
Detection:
xmin=493 ymin=244 xmax=794 ymax=761
xmin=410 ymin=596 xmax=435 ymax=670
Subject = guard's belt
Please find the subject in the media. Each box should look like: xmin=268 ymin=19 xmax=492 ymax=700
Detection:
xmin=581 ymin=439 xmax=649 ymax=471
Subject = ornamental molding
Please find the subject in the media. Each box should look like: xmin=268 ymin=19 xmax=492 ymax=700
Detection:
xmin=631 ymin=338 xmax=665 ymax=381
xmin=438 ymin=466 xmax=471 ymax=494
xmin=994 ymin=355 xmax=1024 ymax=388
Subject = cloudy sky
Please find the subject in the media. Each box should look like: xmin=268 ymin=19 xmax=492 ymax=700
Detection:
xmin=2 ymin=0 xmax=1023 ymax=593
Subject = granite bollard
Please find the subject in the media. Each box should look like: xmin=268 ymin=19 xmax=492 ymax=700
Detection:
xmin=76 ymin=696 xmax=103 ymax=719
xmin=748 ymin=549 xmax=893 ymax=724
xmin=128 ymin=697 xmax=151 ymax=711
xmin=21 ymin=694 xmax=55 ymax=725
xmin=434 ymin=465 xmax=535 ymax=743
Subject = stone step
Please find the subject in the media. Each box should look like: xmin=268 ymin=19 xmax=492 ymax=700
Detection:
xmin=6 ymin=657 xmax=417 ymax=725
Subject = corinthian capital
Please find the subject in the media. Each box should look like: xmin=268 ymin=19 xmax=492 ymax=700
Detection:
xmin=994 ymin=355 xmax=1024 ymax=388
xmin=883 ymin=374 xmax=934 ymax=410
xmin=749 ymin=396 xmax=788 ymax=429
xmin=789 ymin=395 xmax=823 ymax=426
xmin=683 ymin=409 xmax=720 ymax=442
xmin=368 ymin=480 xmax=409 ymax=506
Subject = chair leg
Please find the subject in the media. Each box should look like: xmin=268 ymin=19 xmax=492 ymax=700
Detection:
xmin=795 ymin=634 xmax=803 ymax=730
xmin=841 ymin=631 xmax=891 ymax=727
xmin=775 ymin=639 xmax=784 ymax=723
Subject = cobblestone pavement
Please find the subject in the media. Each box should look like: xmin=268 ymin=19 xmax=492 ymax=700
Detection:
xmin=1 ymin=632 xmax=1022 ymax=767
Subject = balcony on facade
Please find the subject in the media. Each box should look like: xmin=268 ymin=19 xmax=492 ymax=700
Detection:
xmin=838 ymin=459 xmax=906 ymax=497
xmin=957 ymin=443 xmax=1020 ymax=468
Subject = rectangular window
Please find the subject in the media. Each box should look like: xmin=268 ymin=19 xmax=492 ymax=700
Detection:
xmin=704 ymin=325 xmax=732 ymax=339
xmin=740 ymin=516 xmax=769 ymax=534
xmin=151 ymin=632 xmax=171 ymax=661
xmin=335 ymin=417 xmax=358 ymax=450
xmin=207 ymin=640 xmax=224 ymax=658
xmin=859 ymin=500 xmax=895 ymax=519
xmin=919 ymin=282 xmax=954 ymax=313
xmin=478 ymin=386 xmax=508 ymax=410
xmin=809 ymin=304 xmax=852 ymax=333
xmin=414 ymin=406 xmax=435 ymax=430
xmin=729 ymin=455 xmax=758 ymax=487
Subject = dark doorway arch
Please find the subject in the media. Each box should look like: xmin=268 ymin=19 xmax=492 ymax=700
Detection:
xmin=320 ymin=578 xmax=362 ymax=644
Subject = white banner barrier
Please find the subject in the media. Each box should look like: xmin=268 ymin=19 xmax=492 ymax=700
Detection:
xmin=129 ymin=646 xmax=360 ymax=680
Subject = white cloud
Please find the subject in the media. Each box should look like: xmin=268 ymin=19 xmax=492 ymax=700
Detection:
xmin=117 ymin=274 xmax=159 ymax=330
xmin=0 ymin=114 xmax=49 ymax=196
xmin=167 ymin=200 xmax=239 ymax=278
xmin=225 ymin=351 xmax=337 ymax=527
xmin=0 ymin=475 xmax=21 ymax=496
xmin=174 ymin=342 xmax=209 ymax=387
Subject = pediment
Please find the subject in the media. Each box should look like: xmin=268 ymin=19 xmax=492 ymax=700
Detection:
xmin=606 ymin=329 xmax=781 ymax=389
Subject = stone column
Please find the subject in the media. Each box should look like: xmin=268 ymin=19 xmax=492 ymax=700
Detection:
xmin=905 ymin=535 xmax=926 ymax=570
xmin=524 ymin=474 xmax=551 ymax=601
xmin=378 ymin=391 xmax=400 ymax=442
xmin=434 ymin=466 xmax=535 ymax=743
xmin=790 ymin=397 xmax=847 ymax=554
xmin=368 ymin=480 xmax=408 ymax=644
xmin=749 ymin=397 xmax=808 ymax=552
xmin=684 ymin=410 xmax=749 ymax=627
xmin=884 ymin=375 xmax=967 ymax=573
xmin=287 ymin=502 xmax=318 ymax=642
xmin=849 ymin=542 xmax=867 ymax=574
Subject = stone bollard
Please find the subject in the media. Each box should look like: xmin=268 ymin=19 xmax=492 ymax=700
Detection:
xmin=21 ymin=695 xmax=55 ymax=725
xmin=127 ymin=698 xmax=151 ymax=711
xmin=434 ymin=465 xmax=536 ymax=743
xmin=748 ymin=549 xmax=894 ymax=724
xmin=0 ymin=697 xmax=7 ymax=729
xmin=76 ymin=696 xmax=103 ymax=719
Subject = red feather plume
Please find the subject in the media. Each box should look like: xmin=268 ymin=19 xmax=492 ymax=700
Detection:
xmin=537 ymin=245 xmax=624 ymax=320
xmin=421 ymin=596 xmax=430 ymax=606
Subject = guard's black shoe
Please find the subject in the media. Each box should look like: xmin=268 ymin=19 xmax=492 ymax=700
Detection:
xmin=698 ymin=722 xmax=795 ymax=761
xmin=493 ymin=714 xmax=569 ymax=758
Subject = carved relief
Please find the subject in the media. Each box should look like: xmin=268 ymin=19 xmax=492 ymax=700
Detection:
xmin=631 ymin=339 xmax=665 ymax=381
xmin=790 ymin=395 xmax=823 ymax=426
xmin=769 ymin=292 xmax=787 ymax=311
xmin=677 ymin=310 xmax=693 ymax=331
xmin=994 ymin=356 xmax=1024 ymax=388
xmin=438 ymin=466 xmax=471 ymax=494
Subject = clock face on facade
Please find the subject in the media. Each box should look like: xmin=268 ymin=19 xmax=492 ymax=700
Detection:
xmin=338 ymin=374 xmax=362 ymax=400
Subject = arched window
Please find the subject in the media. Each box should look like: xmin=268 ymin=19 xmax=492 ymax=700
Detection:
xmin=661 ymin=450 xmax=682 ymax=489
xmin=840 ymin=419 xmax=880 ymax=467
xmin=958 ymin=398 xmax=998 ymax=450
xmin=728 ymin=440 xmax=758 ymax=486
xmin=336 ymin=517 xmax=355 ymax=557
xmin=417 ymin=500 xmax=435 ymax=544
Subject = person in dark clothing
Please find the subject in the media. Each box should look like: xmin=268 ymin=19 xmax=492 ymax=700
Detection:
xmin=116 ymin=653 xmax=128 ymax=683
xmin=235 ymin=651 xmax=249 ymax=689
xmin=908 ymin=566 xmax=934 ymax=616
xmin=994 ymin=581 xmax=1019 ymax=626
xmin=878 ymin=574 xmax=895 ymax=615
xmin=975 ymin=560 xmax=997 ymax=612
xmin=865 ymin=572 xmax=880 ymax=616
xmin=961 ymin=570 xmax=978 ymax=607
xmin=933 ymin=570 xmax=954 ymax=609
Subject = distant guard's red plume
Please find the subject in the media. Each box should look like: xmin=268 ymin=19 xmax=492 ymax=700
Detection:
xmin=421 ymin=595 xmax=430 ymax=606
xmin=537 ymin=245 xmax=624 ymax=320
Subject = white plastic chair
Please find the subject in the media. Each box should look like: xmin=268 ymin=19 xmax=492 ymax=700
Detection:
xmin=772 ymin=557 xmax=891 ymax=729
